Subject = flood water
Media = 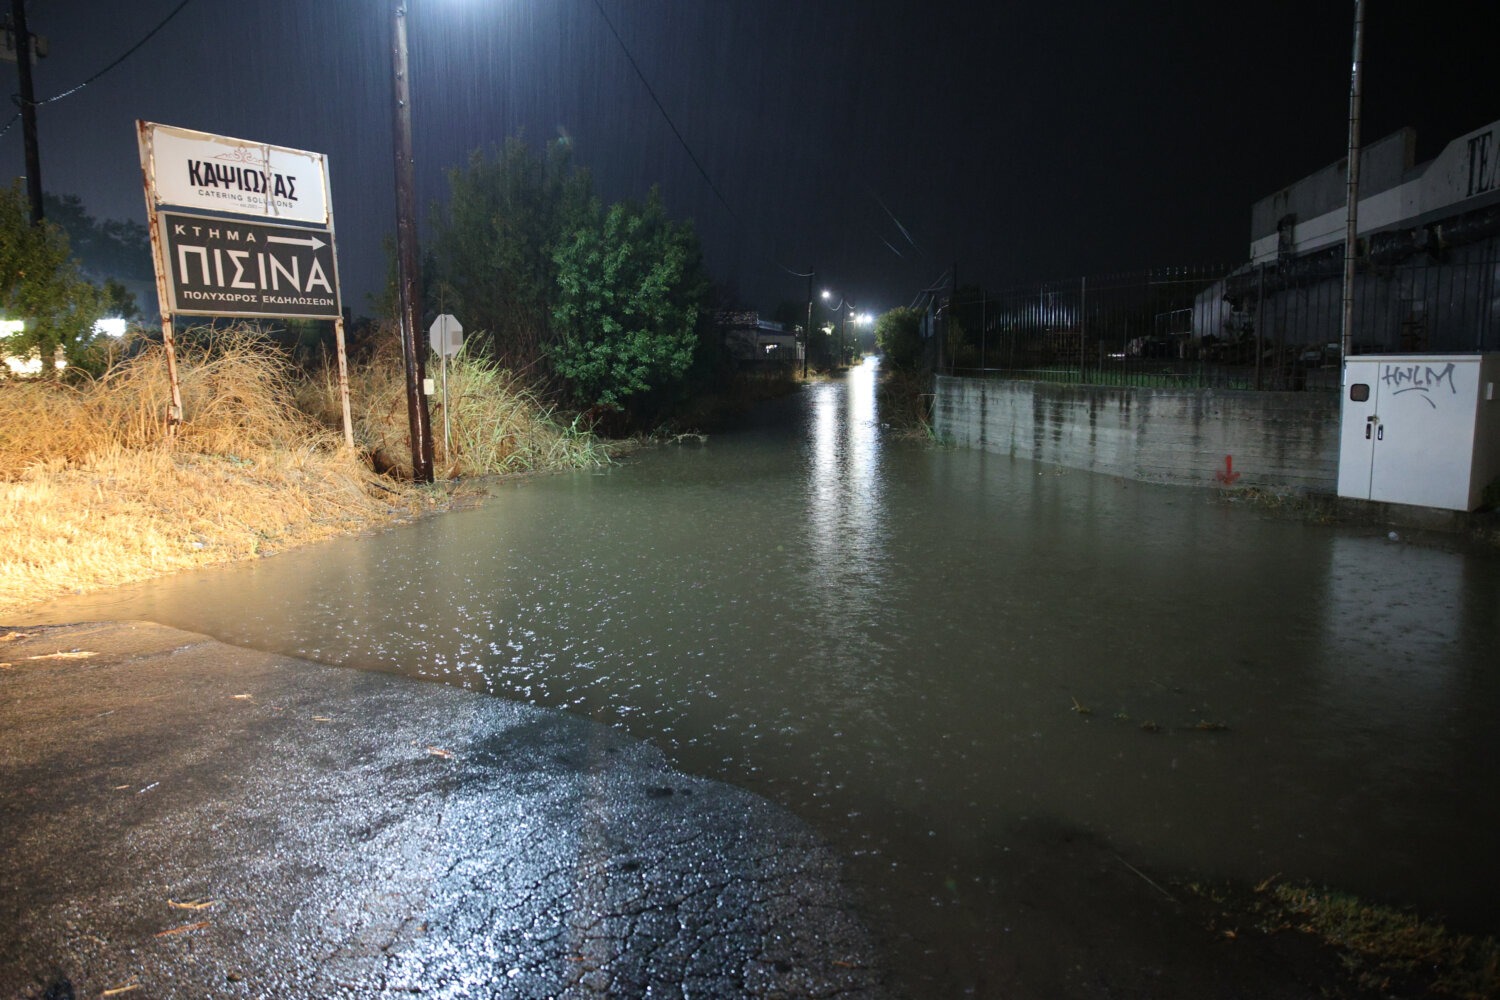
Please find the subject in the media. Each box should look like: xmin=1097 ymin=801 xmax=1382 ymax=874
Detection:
xmin=40 ymin=358 xmax=1500 ymax=995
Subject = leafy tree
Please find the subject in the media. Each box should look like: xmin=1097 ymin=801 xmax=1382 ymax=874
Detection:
xmin=550 ymin=189 xmax=709 ymax=421
xmin=1 ymin=183 xmax=104 ymax=376
xmin=100 ymin=278 xmax=141 ymax=322
xmin=875 ymin=306 xmax=924 ymax=369
xmin=370 ymin=236 xmax=441 ymax=335
xmin=41 ymin=193 xmax=152 ymax=281
xmin=428 ymin=137 xmax=593 ymax=366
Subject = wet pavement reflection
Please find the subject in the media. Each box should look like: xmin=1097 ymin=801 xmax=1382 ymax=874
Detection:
xmin=41 ymin=357 xmax=1500 ymax=995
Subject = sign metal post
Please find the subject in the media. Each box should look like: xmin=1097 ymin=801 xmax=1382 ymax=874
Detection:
xmin=428 ymin=314 xmax=463 ymax=464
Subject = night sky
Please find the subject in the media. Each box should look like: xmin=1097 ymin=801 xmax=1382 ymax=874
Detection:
xmin=4 ymin=1 xmax=1495 ymax=320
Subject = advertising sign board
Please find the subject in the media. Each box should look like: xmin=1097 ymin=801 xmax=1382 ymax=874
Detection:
xmin=159 ymin=211 xmax=341 ymax=320
xmin=140 ymin=121 xmax=329 ymax=225
xmin=136 ymin=120 xmax=352 ymax=446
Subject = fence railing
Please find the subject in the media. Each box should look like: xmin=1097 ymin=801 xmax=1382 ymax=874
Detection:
xmin=937 ymin=238 xmax=1499 ymax=391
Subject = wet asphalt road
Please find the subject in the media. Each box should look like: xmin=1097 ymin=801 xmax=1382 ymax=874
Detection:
xmin=0 ymin=622 xmax=885 ymax=999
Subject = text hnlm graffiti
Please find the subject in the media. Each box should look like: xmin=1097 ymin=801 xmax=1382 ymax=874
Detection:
xmin=1381 ymin=362 xmax=1458 ymax=409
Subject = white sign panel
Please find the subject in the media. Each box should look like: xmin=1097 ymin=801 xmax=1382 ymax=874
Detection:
xmin=429 ymin=314 xmax=464 ymax=356
xmin=140 ymin=121 xmax=330 ymax=225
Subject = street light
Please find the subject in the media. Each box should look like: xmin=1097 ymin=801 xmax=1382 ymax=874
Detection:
xmin=390 ymin=1 xmax=435 ymax=483
xmin=821 ymin=289 xmax=860 ymax=369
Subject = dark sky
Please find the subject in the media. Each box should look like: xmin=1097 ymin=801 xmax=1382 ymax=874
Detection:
xmin=4 ymin=1 xmax=1495 ymax=320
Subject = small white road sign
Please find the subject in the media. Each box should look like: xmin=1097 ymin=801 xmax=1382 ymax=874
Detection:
xmin=429 ymin=314 xmax=463 ymax=357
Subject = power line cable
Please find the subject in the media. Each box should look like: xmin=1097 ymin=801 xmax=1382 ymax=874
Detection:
xmin=909 ymin=267 xmax=951 ymax=309
xmin=867 ymin=186 xmax=927 ymax=258
xmin=875 ymin=232 xmax=904 ymax=259
xmin=3 ymin=0 xmax=195 ymax=137
xmin=587 ymin=0 xmax=812 ymax=280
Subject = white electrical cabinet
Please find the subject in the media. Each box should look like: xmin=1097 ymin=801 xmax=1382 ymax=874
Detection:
xmin=1338 ymin=354 xmax=1500 ymax=511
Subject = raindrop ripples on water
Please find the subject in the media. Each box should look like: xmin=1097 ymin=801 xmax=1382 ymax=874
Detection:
xmin=40 ymin=359 xmax=1500 ymax=995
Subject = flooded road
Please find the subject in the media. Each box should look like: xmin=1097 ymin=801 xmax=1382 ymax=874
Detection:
xmin=40 ymin=358 xmax=1500 ymax=995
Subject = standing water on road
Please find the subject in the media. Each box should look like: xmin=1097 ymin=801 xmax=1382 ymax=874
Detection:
xmin=41 ymin=358 xmax=1500 ymax=995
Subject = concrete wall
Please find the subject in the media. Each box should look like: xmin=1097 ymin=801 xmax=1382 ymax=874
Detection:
xmin=934 ymin=376 xmax=1340 ymax=493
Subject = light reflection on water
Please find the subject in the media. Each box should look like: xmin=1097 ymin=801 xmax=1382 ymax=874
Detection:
xmin=38 ymin=356 xmax=1500 ymax=992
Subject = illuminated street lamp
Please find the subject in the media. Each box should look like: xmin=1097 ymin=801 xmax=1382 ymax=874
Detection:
xmin=818 ymin=289 xmax=841 ymax=368
xmin=821 ymin=289 xmax=863 ymax=368
xmin=389 ymin=2 xmax=435 ymax=483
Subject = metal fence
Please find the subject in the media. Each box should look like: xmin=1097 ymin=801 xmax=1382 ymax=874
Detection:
xmin=938 ymin=236 xmax=1500 ymax=391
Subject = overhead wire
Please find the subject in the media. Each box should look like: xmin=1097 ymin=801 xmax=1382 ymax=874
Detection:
xmin=587 ymin=0 xmax=813 ymax=280
xmin=2 ymin=0 xmax=196 ymax=137
xmin=909 ymin=267 xmax=952 ymax=310
xmin=867 ymin=186 xmax=927 ymax=259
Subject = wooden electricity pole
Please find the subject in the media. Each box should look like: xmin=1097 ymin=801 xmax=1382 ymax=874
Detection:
xmin=389 ymin=1 xmax=434 ymax=483
xmin=1340 ymin=0 xmax=1366 ymax=361
xmin=9 ymin=0 xmax=44 ymax=225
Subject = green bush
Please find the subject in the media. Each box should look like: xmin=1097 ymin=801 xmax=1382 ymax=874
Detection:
xmin=876 ymin=306 xmax=923 ymax=370
xmin=550 ymin=189 xmax=708 ymax=423
xmin=0 ymin=183 xmax=105 ymax=377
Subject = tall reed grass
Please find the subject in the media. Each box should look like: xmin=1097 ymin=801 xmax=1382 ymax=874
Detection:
xmin=875 ymin=366 xmax=935 ymax=440
xmin=318 ymin=332 xmax=609 ymax=479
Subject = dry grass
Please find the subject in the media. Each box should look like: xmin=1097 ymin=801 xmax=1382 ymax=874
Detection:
xmin=0 ymin=327 xmax=610 ymax=618
xmin=1 ymin=332 xmax=315 ymax=466
xmin=0 ymin=448 xmax=428 ymax=611
xmin=0 ymin=329 xmax=432 ymax=616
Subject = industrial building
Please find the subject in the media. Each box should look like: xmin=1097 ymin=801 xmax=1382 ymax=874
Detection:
xmin=1202 ymin=116 xmax=1500 ymax=357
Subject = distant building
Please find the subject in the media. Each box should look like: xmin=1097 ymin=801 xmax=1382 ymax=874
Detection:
xmin=1249 ymin=120 xmax=1500 ymax=266
xmin=1196 ymin=116 xmax=1500 ymax=356
xmin=717 ymin=311 xmax=802 ymax=366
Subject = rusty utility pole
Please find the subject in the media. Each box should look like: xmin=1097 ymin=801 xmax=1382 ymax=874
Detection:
xmin=9 ymin=0 xmax=44 ymax=224
xmin=388 ymin=1 xmax=434 ymax=482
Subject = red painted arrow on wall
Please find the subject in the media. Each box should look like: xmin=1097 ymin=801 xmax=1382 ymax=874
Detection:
xmin=1214 ymin=455 xmax=1242 ymax=485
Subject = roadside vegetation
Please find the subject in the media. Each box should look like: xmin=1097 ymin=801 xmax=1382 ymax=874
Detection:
xmin=1 ymin=183 xmax=120 ymax=378
xmin=308 ymin=333 xmax=611 ymax=480
xmin=425 ymin=136 xmax=725 ymax=434
xmin=0 ymin=328 xmax=612 ymax=616
xmin=0 ymin=136 xmax=790 ymax=616
xmin=0 ymin=331 xmax=404 ymax=614
xmin=873 ymin=306 xmax=935 ymax=439
xmin=1187 ymin=877 xmax=1499 ymax=998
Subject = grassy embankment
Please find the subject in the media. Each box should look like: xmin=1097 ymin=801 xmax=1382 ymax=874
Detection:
xmin=876 ymin=365 xmax=936 ymax=440
xmin=0 ymin=329 xmax=605 ymax=618
xmin=1188 ymin=877 xmax=1499 ymax=998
